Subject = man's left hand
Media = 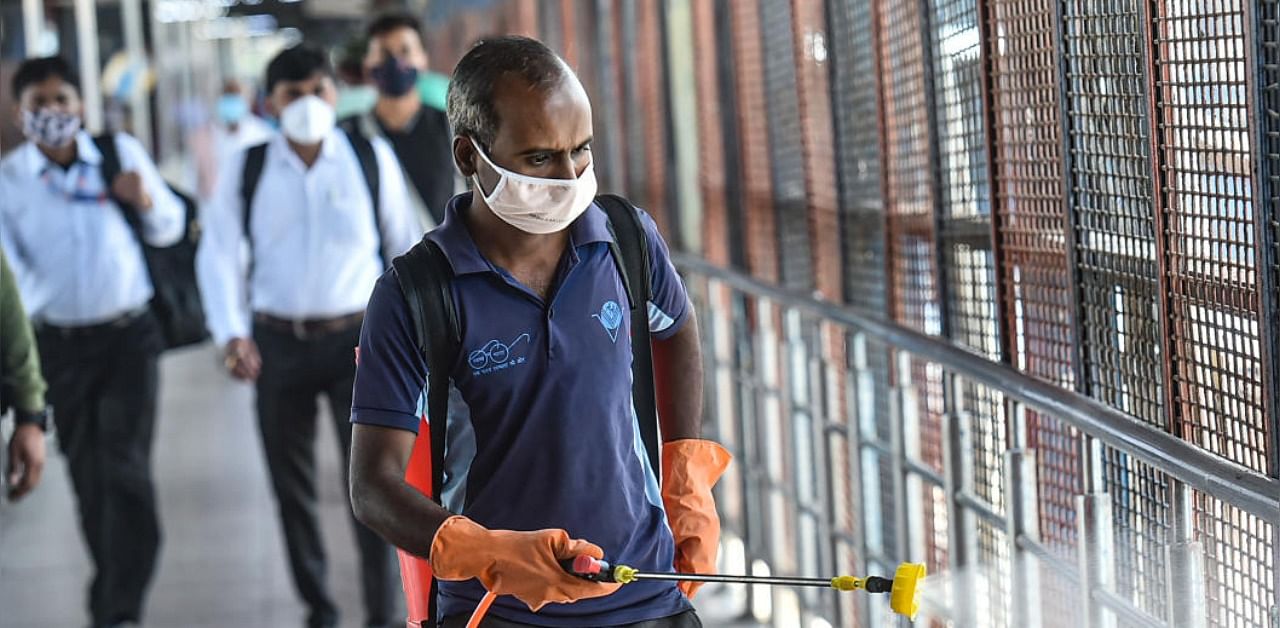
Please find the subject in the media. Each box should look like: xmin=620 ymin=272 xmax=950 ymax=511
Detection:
xmin=661 ymin=439 xmax=732 ymax=599
xmin=111 ymin=171 xmax=153 ymax=211
xmin=7 ymin=423 xmax=47 ymax=501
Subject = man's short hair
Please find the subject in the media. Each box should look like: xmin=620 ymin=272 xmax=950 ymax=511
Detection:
xmin=12 ymin=57 xmax=80 ymax=100
xmin=367 ymin=12 xmax=423 ymax=41
xmin=446 ymin=36 xmax=575 ymax=149
xmin=265 ymin=44 xmax=333 ymax=93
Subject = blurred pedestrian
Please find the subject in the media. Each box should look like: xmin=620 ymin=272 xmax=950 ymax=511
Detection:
xmin=0 ymin=56 xmax=184 ymax=628
xmin=1 ymin=248 xmax=48 ymax=503
xmin=340 ymin=13 xmax=457 ymax=228
xmin=196 ymin=43 xmax=420 ymax=628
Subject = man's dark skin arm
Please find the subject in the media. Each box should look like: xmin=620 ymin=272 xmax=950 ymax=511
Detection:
xmin=350 ymin=423 xmax=453 ymax=557
xmin=653 ymin=307 xmax=704 ymax=442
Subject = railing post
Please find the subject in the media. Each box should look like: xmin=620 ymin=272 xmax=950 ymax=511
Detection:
xmin=889 ymin=350 xmax=913 ymax=573
xmin=847 ymin=331 xmax=873 ymax=628
xmin=1076 ymin=492 xmax=1115 ymax=628
xmin=1006 ymin=404 xmax=1041 ymax=628
xmin=1164 ymin=481 xmax=1207 ymax=628
xmin=943 ymin=372 xmax=975 ymax=626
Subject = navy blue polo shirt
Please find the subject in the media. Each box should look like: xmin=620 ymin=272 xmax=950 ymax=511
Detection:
xmin=351 ymin=193 xmax=693 ymax=626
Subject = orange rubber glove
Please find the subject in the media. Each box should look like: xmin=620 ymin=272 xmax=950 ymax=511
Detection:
xmin=429 ymin=516 xmax=621 ymax=611
xmin=661 ymin=439 xmax=732 ymax=599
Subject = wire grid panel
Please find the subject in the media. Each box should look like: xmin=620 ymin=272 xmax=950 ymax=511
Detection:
xmin=758 ymin=0 xmax=814 ymax=291
xmin=1036 ymin=564 xmax=1085 ymax=628
xmin=1191 ymin=492 xmax=1277 ymax=628
xmin=727 ymin=0 xmax=781 ymax=282
xmin=690 ymin=0 xmax=731 ymax=265
xmin=909 ymin=358 xmax=948 ymax=475
xmin=1025 ymin=413 xmax=1082 ymax=557
xmin=1151 ymin=0 xmax=1272 ymax=475
xmin=961 ymin=380 xmax=1008 ymax=512
xmin=1265 ymin=0 xmax=1280 ymax=481
xmin=944 ymin=242 xmax=1002 ymax=360
xmin=974 ymin=518 xmax=1013 ymax=628
xmin=985 ymin=0 xmax=1076 ymax=388
xmin=929 ymin=0 xmax=991 ymax=220
xmin=828 ymin=0 xmax=884 ymax=211
xmin=1061 ymin=0 xmax=1165 ymax=428
xmin=828 ymin=0 xmax=889 ymax=308
xmin=1101 ymin=448 xmax=1172 ymax=621
xmin=890 ymin=227 xmax=944 ymax=336
xmin=861 ymin=448 xmax=900 ymax=563
xmin=878 ymin=0 xmax=935 ymax=218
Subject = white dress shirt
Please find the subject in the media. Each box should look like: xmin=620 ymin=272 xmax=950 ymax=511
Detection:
xmin=209 ymin=115 xmax=275 ymax=194
xmin=0 ymin=131 xmax=184 ymax=325
xmin=196 ymin=128 xmax=421 ymax=346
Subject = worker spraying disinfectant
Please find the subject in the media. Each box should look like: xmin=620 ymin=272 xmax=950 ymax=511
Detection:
xmin=457 ymin=558 xmax=927 ymax=627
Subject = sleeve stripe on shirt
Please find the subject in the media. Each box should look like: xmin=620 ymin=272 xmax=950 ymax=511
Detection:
xmin=648 ymin=301 xmax=676 ymax=334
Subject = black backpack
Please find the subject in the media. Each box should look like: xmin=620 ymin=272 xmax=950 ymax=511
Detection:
xmin=95 ymin=134 xmax=209 ymax=350
xmin=392 ymin=194 xmax=660 ymax=626
xmin=239 ymin=128 xmax=388 ymax=268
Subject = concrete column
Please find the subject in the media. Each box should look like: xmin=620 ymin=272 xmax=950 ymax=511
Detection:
xmin=73 ymin=0 xmax=103 ymax=133
xmin=22 ymin=0 xmax=44 ymax=56
xmin=121 ymin=0 xmax=152 ymax=152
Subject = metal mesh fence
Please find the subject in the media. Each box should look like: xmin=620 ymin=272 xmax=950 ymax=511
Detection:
xmin=1151 ymin=0 xmax=1272 ymax=475
xmin=878 ymin=0 xmax=934 ymax=218
xmin=1102 ymin=449 xmax=1173 ymax=621
xmin=759 ymin=0 xmax=814 ymax=291
xmin=976 ymin=518 xmax=1012 ymax=628
xmin=985 ymin=0 xmax=1076 ymax=388
xmin=1191 ymin=493 xmax=1277 ymax=628
xmin=828 ymin=0 xmax=888 ymax=309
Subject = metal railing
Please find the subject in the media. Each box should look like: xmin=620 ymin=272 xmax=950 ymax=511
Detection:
xmin=678 ymin=254 xmax=1280 ymax=628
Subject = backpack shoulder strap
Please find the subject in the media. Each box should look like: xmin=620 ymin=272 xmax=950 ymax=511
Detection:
xmin=240 ymin=142 xmax=268 ymax=242
xmin=94 ymin=133 xmax=146 ymax=240
xmin=392 ymin=238 xmax=459 ymax=502
xmin=337 ymin=127 xmax=381 ymax=266
xmin=595 ymin=194 xmax=661 ymax=478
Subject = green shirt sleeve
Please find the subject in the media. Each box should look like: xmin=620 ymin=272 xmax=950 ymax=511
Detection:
xmin=1 ymin=248 xmax=46 ymax=415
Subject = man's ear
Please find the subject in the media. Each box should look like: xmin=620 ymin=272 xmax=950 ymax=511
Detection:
xmin=453 ymin=136 xmax=477 ymax=177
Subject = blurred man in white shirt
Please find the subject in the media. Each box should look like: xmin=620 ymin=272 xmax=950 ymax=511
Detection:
xmin=196 ymin=44 xmax=419 ymax=628
xmin=0 ymin=56 xmax=184 ymax=628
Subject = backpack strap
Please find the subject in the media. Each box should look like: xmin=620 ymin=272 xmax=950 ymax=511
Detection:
xmin=595 ymin=194 xmax=661 ymax=478
xmin=342 ymin=127 xmax=388 ymax=268
xmin=392 ymin=238 xmax=460 ymax=502
xmin=239 ymin=142 xmax=268 ymax=243
xmin=94 ymin=133 xmax=149 ymax=243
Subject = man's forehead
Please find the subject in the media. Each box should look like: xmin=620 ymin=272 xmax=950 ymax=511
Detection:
xmin=24 ymin=76 xmax=77 ymax=96
xmin=491 ymin=73 xmax=591 ymax=140
xmin=275 ymin=73 xmax=333 ymax=91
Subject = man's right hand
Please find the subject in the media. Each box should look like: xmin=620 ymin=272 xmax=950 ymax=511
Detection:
xmin=429 ymin=516 xmax=621 ymax=612
xmin=223 ymin=338 xmax=262 ymax=381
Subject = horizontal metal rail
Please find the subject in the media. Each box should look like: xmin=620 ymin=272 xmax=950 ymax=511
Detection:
xmin=676 ymin=254 xmax=1280 ymax=522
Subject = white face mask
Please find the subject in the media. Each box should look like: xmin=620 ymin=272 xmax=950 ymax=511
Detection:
xmin=279 ymin=95 xmax=335 ymax=145
xmin=471 ymin=138 xmax=597 ymax=235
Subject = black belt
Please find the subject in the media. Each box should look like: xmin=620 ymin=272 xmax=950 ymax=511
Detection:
xmin=33 ymin=306 xmax=149 ymax=338
xmin=253 ymin=311 xmax=365 ymax=340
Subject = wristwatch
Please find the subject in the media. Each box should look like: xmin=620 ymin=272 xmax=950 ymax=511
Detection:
xmin=14 ymin=405 xmax=51 ymax=432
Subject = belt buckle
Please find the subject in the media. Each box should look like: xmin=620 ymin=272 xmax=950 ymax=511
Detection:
xmin=292 ymin=319 xmax=309 ymax=341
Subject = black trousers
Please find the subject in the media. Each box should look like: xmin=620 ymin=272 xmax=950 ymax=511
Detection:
xmin=37 ymin=312 xmax=163 ymax=628
xmin=441 ymin=609 xmax=703 ymax=628
xmin=254 ymin=322 xmax=398 ymax=628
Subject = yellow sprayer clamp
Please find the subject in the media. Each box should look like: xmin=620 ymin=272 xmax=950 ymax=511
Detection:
xmin=830 ymin=575 xmax=862 ymax=592
xmin=613 ymin=564 xmax=638 ymax=585
xmin=890 ymin=562 xmax=926 ymax=620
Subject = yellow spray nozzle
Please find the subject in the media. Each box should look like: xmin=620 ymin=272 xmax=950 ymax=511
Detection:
xmin=889 ymin=562 xmax=926 ymax=621
xmin=830 ymin=575 xmax=863 ymax=591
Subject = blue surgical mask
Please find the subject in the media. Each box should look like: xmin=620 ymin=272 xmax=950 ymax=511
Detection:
xmin=216 ymin=95 xmax=248 ymax=125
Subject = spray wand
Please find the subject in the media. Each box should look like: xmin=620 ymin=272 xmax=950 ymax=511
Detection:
xmin=561 ymin=556 xmax=925 ymax=620
xmin=462 ymin=557 xmax=925 ymax=626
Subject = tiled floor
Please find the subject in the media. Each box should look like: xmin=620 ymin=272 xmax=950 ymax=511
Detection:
xmin=0 ymin=346 xmax=756 ymax=628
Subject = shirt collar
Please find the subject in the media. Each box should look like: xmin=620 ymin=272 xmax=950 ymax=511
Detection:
xmin=428 ymin=192 xmax=613 ymax=276
xmin=23 ymin=130 xmax=99 ymax=175
xmin=268 ymin=127 xmax=343 ymax=170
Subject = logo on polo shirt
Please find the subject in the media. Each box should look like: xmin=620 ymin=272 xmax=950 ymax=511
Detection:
xmin=468 ymin=333 xmax=531 ymax=376
xmin=593 ymin=300 xmax=624 ymax=343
